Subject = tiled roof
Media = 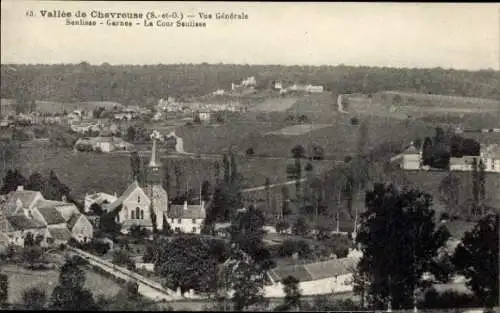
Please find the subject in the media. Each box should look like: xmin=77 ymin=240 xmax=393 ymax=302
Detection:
xmin=67 ymin=214 xmax=82 ymax=230
xmin=304 ymin=257 xmax=358 ymax=280
xmin=121 ymin=219 xmax=153 ymax=229
xmin=37 ymin=207 xmax=66 ymax=225
xmin=35 ymin=199 xmax=67 ymax=209
xmin=167 ymin=203 xmax=206 ymax=219
xmin=269 ymin=257 xmax=359 ymax=283
xmin=49 ymin=227 xmax=73 ymax=242
xmin=6 ymin=190 xmax=42 ymax=215
xmin=270 ymin=265 xmax=313 ymax=282
xmin=6 ymin=215 xmax=45 ymax=230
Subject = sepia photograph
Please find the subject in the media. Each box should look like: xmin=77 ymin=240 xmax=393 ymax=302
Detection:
xmin=0 ymin=1 xmax=499 ymax=311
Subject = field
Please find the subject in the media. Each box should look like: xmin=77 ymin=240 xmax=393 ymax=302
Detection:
xmin=248 ymin=96 xmax=299 ymax=112
xmin=0 ymin=98 xmax=125 ymax=115
xmin=267 ymin=124 xmax=332 ymax=136
xmin=2 ymin=263 xmax=122 ymax=304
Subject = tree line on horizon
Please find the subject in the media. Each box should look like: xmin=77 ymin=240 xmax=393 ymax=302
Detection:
xmin=1 ymin=63 xmax=499 ymax=110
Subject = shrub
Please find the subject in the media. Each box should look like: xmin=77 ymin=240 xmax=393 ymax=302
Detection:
xmin=245 ymin=147 xmax=255 ymax=157
xmin=350 ymin=117 xmax=359 ymax=125
xmin=420 ymin=289 xmax=480 ymax=309
xmin=275 ymin=220 xmax=290 ymax=234
xmin=278 ymin=239 xmax=311 ymax=258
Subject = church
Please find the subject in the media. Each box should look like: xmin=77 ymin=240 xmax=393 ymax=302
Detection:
xmin=103 ymin=133 xmax=206 ymax=234
xmin=103 ymin=137 xmax=169 ymax=233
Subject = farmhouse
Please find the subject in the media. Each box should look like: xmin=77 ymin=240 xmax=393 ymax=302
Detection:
xmin=0 ymin=186 xmax=94 ymax=246
xmin=264 ymin=256 xmax=360 ymax=297
xmin=166 ymin=201 xmax=206 ymax=234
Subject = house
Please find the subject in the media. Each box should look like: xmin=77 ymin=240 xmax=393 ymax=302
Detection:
xmin=74 ymin=137 xmax=134 ymax=153
xmin=166 ymin=201 xmax=206 ymax=234
xmin=449 ymin=156 xmax=481 ymax=172
xmin=106 ymin=137 xmax=169 ymax=233
xmin=4 ymin=186 xmax=44 ymax=216
xmin=480 ymin=144 xmax=500 ymax=173
xmin=274 ymin=81 xmax=283 ymax=90
xmin=213 ymin=89 xmax=225 ymax=96
xmin=67 ymin=213 xmax=93 ymax=243
xmin=305 ymin=84 xmax=324 ymax=93
xmin=198 ymin=111 xmax=211 ymax=123
xmin=264 ymin=256 xmax=360 ymax=297
xmin=84 ymin=192 xmax=118 ymax=212
xmin=401 ymin=145 xmax=421 ymax=170
xmin=4 ymin=215 xmax=48 ymax=247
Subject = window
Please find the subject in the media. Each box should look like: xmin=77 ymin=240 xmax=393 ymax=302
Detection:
xmin=140 ymin=210 xmax=144 ymax=220
xmin=131 ymin=211 xmax=135 ymax=219
xmin=177 ymin=218 xmax=181 ymax=224
xmin=192 ymin=227 xmax=197 ymax=233
xmin=171 ymin=218 xmax=174 ymax=223
xmin=192 ymin=218 xmax=196 ymax=224
xmin=175 ymin=227 xmax=181 ymax=233
xmin=138 ymin=196 xmax=140 ymax=203
xmin=136 ymin=207 xmax=140 ymax=219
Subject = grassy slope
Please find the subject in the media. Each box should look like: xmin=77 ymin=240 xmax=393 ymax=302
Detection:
xmin=3 ymin=263 xmax=121 ymax=304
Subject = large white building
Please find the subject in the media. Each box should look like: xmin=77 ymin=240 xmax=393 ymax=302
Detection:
xmin=449 ymin=144 xmax=500 ymax=173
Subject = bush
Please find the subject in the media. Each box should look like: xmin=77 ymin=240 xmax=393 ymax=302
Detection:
xmin=350 ymin=117 xmax=359 ymax=125
xmin=275 ymin=220 xmax=290 ymax=234
xmin=278 ymin=239 xmax=312 ymax=258
xmin=245 ymin=147 xmax=255 ymax=157
xmin=420 ymin=289 xmax=480 ymax=309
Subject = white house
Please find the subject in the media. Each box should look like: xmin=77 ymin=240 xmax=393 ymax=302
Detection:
xmin=305 ymin=84 xmax=324 ymax=93
xmin=166 ymin=201 xmax=206 ymax=234
xmin=449 ymin=156 xmax=481 ymax=172
xmin=213 ymin=89 xmax=225 ymax=96
xmin=198 ymin=111 xmax=211 ymax=123
xmin=480 ymin=144 xmax=500 ymax=173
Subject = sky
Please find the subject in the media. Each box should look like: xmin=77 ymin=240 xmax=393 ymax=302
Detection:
xmin=1 ymin=1 xmax=499 ymax=70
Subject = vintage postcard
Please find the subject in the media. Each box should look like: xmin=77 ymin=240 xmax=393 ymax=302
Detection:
xmin=0 ymin=1 xmax=499 ymax=312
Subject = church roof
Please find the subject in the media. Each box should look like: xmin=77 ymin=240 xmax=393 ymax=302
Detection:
xmin=104 ymin=180 xmax=143 ymax=211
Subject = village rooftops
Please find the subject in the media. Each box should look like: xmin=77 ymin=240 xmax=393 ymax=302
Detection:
xmin=49 ymin=227 xmax=73 ymax=242
xmin=6 ymin=215 xmax=45 ymax=230
xmin=66 ymin=213 xmax=83 ymax=230
xmin=167 ymin=201 xmax=206 ymax=219
xmin=5 ymin=188 xmax=43 ymax=214
xmin=37 ymin=206 xmax=66 ymax=225
xmin=268 ymin=256 xmax=360 ymax=283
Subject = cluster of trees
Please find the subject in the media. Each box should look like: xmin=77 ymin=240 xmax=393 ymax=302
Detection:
xmin=2 ymin=64 xmax=499 ymax=108
xmin=353 ymin=182 xmax=499 ymax=310
xmin=0 ymin=169 xmax=73 ymax=203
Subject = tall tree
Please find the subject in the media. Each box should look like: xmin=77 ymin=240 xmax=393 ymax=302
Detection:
xmin=130 ymin=151 xmax=142 ymax=182
xmin=471 ymin=158 xmax=480 ymax=215
xmin=421 ymin=137 xmax=433 ymax=166
xmin=280 ymin=275 xmax=302 ymax=311
xmin=478 ymin=159 xmax=486 ymax=214
xmin=433 ymin=127 xmax=445 ymax=144
xmin=438 ymin=173 xmax=461 ymax=216
xmin=229 ymin=205 xmax=275 ymax=271
xmin=174 ymin=165 xmax=182 ymax=197
xmin=50 ymin=258 xmax=99 ymax=310
xmin=265 ymin=178 xmax=271 ymax=215
xmin=201 ymin=180 xmax=212 ymax=202
xmin=0 ymin=273 xmax=7 ymax=306
xmin=154 ymin=236 xmax=218 ymax=293
xmin=222 ymin=154 xmax=230 ymax=185
xmin=452 ymin=213 xmax=499 ymax=309
xmin=354 ymin=183 xmax=450 ymax=310
xmin=0 ymin=169 xmax=26 ymax=194
xmin=44 ymin=171 xmax=70 ymax=201
xmin=25 ymin=172 xmax=46 ymax=192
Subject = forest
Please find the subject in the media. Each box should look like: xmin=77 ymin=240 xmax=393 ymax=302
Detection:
xmin=1 ymin=63 xmax=499 ymax=108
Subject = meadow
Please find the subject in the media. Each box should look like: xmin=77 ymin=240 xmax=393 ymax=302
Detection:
xmin=2 ymin=263 xmax=122 ymax=304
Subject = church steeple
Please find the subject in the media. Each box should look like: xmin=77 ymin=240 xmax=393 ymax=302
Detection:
xmin=147 ymin=131 xmax=163 ymax=185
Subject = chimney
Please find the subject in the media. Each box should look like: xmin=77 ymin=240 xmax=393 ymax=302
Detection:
xmin=183 ymin=201 xmax=188 ymax=211
xmin=17 ymin=185 xmax=24 ymax=191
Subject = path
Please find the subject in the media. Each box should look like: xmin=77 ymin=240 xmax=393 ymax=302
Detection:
xmin=68 ymin=247 xmax=183 ymax=302
xmin=241 ymin=178 xmax=308 ymax=193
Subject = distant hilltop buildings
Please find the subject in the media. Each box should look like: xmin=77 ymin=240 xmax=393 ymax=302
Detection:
xmin=273 ymin=81 xmax=324 ymax=94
